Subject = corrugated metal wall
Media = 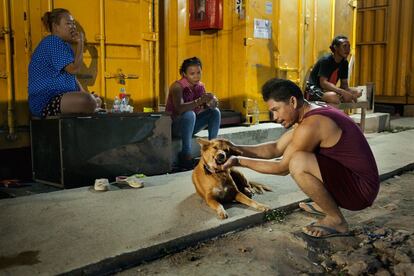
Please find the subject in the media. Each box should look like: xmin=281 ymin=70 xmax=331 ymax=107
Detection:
xmin=355 ymin=0 xmax=414 ymax=104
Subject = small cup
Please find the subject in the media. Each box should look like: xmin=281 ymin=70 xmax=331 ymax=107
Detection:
xmin=116 ymin=176 xmax=128 ymax=184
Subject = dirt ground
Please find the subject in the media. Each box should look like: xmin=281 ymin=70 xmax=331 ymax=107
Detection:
xmin=119 ymin=170 xmax=414 ymax=276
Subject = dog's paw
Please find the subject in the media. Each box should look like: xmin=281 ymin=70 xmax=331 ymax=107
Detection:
xmin=257 ymin=204 xmax=271 ymax=212
xmin=217 ymin=209 xmax=228 ymax=219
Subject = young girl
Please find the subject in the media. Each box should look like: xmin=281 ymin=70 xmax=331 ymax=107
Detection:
xmin=166 ymin=57 xmax=221 ymax=169
xmin=28 ymin=8 xmax=99 ymax=118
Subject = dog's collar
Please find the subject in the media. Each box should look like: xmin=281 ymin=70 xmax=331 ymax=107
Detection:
xmin=203 ymin=162 xmax=228 ymax=175
xmin=203 ymin=164 xmax=214 ymax=175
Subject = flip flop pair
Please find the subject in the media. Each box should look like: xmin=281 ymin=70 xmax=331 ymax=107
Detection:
xmin=302 ymin=222 xmax=352 ymax=239
xmin=299 ymin=202 xmax=325 ymax=216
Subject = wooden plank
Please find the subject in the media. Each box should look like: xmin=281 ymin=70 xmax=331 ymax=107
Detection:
xmin=338 ymin=101 xmax=369 ymax=109
xmin=375 ymin=96 xmax=406 ymax=104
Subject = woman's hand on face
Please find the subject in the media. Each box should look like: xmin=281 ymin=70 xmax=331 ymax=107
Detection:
xmin=71 ymin=30 xmax=84 ymax=44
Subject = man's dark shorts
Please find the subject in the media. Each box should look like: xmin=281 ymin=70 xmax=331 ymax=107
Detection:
xmin=305 ymin=82 xmax=324 ymax=101
xmin=316 ymin=153 xmax=375 ymax=211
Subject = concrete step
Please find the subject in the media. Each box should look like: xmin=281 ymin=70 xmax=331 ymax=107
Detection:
xmin=390 ymin=117 xmax=414 ymax=130
xmin=403 ymin=105 xmax=414 ymax=117
xmin=350 ymin=112 xmax=390 ymax=133
xmin=170 ymin=112 xmax=392 ymax=166
xmin=171 ymin=123 xmax=287 ymax=164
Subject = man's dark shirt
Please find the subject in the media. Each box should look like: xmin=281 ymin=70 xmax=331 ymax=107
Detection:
xmin=309 ymin=54 xmax=348 ymax=89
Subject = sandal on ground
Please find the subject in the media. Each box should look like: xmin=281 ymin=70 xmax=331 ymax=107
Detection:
xmin=302 ymin=222 xmax=352 ymax=239
xmin=299 ymin=202 xmax=325 ymax=216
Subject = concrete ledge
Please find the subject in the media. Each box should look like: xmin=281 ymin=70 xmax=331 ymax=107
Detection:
xmin=350 ymin=112 xmax=390 ymax=133
xmin=172 ymin=123 xmax=287 ymax=164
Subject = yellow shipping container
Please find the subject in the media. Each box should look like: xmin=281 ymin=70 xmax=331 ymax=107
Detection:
xmin=1 ymin=0 xmax=357 ymax=151
xmin=163 ymin=0 xmax=348 ymax=122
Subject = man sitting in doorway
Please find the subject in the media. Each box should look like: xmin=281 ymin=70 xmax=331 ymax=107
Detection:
xmin=306 ymin=35 xmax=361 ymax=106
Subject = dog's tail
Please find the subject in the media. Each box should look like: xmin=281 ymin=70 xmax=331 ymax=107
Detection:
xmin=249 ymin=181 xmax=273 ymax=194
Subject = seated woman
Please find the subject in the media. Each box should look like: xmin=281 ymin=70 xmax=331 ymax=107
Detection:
xmin=166 ymin=57 xmax=221 ymax=169
xmin=28 ymin=8 xmax=100 ymax=118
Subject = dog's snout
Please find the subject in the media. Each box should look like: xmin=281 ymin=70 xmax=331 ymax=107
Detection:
xmin=215 ymin=152 xmax=227 ymax=164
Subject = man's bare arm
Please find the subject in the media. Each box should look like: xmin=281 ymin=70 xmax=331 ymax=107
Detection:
xmin=340 ymin=79 xmax=361 ymax=100
xmin=235 ymin=129 xmax=294 ymax=159
xmin=234 ymin=119 xmax=321 ymax=175
xmin=320 ymin=77 xmax=353 ymax=102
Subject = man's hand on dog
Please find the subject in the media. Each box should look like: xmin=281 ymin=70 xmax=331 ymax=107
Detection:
xmin=219 ymin=156 xmax=240 ymax=170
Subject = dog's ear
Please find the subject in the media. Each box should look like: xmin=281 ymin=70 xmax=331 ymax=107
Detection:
xmin=197 ymin=138 xmax=211 ymax=147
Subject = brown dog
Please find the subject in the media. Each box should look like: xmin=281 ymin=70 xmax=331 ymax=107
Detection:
xmin=192 ymin=138 xmax=272 ymax=219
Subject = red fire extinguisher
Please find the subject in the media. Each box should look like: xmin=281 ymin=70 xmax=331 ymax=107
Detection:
xmin=189 ymin=0 xmax=223 ymax=30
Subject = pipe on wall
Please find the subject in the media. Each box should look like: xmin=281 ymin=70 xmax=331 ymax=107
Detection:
xmin=313 ymin=0 xmax=318 ymax=63
xmin=3 ymin=0 xmax=16 ymax=140
xmin=47 ymin=0 xmax=53 ymax=10
xmin=331 ymin=0 xmax=336 ymax=39
xmin=154 ymin=0 xmax=160 ymax=109
xmin=350 ymin=0 xmax=357 ymax=86
xmin=298 ymin=0 xmax=304 ymax=84
xmin=148 ymin=0 xmax=154 ymax=108
xmin=99 ymin=0 xmax=107 ymax=105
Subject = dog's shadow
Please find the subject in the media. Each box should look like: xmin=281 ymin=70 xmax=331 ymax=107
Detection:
xmin=176 ymin=193 xmax=252 ymax=221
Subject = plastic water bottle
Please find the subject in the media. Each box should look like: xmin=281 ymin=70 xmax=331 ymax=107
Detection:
xmin=112 ymin=96 xmax=120 ymax=113
xmin=119 ymin=87 xmax=129 ymax=112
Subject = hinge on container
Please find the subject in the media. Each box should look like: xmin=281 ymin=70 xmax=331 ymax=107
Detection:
xmin=0 ymin=27 xmax=9 ymax=38
xmin=95 ymin=34 xmax=105 ymax=41
xmin=104 ymin=73 xmax=139 ymax=80
xmin=1 ymin=27 xmax=10 ymax=35
xmin=348 ymin=0 xmax=357 ymax=8
xmin=244 ymin=37 xmax=254 ymax=46
xmin=142 ymin=32 xmax=158 ymax=41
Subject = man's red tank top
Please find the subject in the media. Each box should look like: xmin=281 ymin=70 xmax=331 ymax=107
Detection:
xmin=303 ymin=106 xmax=380 ymax=203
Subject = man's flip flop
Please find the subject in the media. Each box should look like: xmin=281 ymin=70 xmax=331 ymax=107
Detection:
xmin=299 ymin=202 xmax=325 ymax=216
xmin=302 ymin=222 xmax=352 ymax=239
